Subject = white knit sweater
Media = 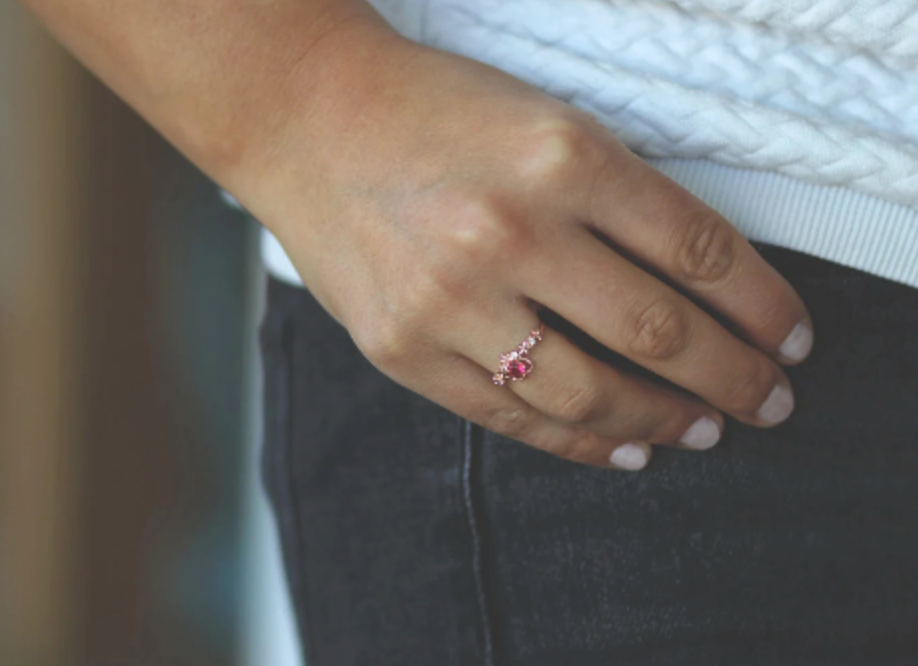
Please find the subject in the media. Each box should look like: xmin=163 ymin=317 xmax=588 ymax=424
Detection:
xmin=261 ymin=0 xmax=918 ymax=288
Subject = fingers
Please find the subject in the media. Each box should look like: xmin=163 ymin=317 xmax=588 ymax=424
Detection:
xmin=410 ymin=352 xmax=655 ymax=471
xmin=524 ymin=231 xmax=795 ymax=428
xmin=585 ymin=141 xmax=814 ymax=365
xmin=446 ymin=306 xmax=726 ymax=459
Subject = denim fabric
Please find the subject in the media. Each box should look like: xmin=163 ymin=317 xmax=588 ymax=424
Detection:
xmin=260 ymin=244 xmax=918 ymax=666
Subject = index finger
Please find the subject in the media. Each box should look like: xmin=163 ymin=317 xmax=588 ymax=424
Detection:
xmin=587 ymin=143 xmax=814 ymax=365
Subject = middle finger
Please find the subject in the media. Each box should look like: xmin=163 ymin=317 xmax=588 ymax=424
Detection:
xmin=522 ymin=229 xmax=796 ymax=427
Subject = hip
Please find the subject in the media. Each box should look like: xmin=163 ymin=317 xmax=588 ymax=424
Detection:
xmin=259 ymin=243 xmax=918 ymax=665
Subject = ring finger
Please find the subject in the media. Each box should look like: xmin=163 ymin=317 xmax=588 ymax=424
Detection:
xmin=450 ymin=302 xmax=726 ymax=463
xmin=409 ymin=352 xmax=652 ymax=470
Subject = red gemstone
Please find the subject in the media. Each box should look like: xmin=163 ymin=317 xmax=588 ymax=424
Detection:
xmin=507 ymin=357 xmax=533 ymax=380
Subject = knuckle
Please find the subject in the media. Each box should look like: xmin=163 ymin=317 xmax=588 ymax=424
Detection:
xmin=518 ymin=117 xmax=594 ymax=185
xmin=353 ymin=278 xmax=443 ymax=368
xmin=353 ymin=314 xmax=413 ymax=369
xmin=550 ymin=382 xmax=605 ymax=425
xmin=395 ymin=271 xmax=448 ymax=329
xmin=722 ymin=362 xmax=776 ymax=414
xmin=626 ymin=298 xmax=692 ymax=361
xmin=672 ymin=209 xmax=737 ymax=284
xmin=547 ymin=432 xmax=602 ymax=465
xmin=483 ymin=406 xmax=531 ymax=440
xmin=442 ymin=196 xmax=522 ymax=269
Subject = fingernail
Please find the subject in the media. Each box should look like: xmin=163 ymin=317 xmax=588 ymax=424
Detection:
xmin=679 ymin=416 xmax=721 ymax=450
xmin=757 ymin=383 xmax=795 ymax=424
xmin=609 ymin=443 xmax=649 ymax=471
xmin=779 ymin=320 xmax=814 ymax=362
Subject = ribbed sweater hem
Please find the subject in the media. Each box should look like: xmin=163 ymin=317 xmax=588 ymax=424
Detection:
xmin=260 ymin=157 xmax=918 ymax=289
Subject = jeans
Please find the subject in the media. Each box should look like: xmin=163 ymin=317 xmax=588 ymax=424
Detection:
xmin=259 ymin=243 xmax=918 ymax=665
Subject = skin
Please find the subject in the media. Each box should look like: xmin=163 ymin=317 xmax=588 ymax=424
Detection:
xmin=21 ymin=0 xmax=814 ymax=471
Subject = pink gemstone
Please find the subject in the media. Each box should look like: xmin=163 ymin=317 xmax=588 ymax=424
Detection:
xmin=507 ymin=357 xmax=533 ymax=380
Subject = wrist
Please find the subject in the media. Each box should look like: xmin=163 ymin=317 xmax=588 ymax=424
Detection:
xmin=208 ymin=11 xmax=415 ymax=222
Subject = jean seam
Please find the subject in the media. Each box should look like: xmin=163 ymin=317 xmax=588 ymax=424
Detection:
xmin=461 ymin=418 xmax=495 ymax=666
xmin=277 ymin=314 xmax=320 ymax=666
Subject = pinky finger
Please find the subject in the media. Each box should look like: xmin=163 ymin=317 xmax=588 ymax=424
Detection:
xmin=415 ymin=352 xmax=654 ymax=471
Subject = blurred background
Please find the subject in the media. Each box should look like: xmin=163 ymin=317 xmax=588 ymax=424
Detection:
xmin=1 ymin=3 xmax=300 ymax=665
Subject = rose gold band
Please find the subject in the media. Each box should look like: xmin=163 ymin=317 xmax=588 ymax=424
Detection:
xmin=492 ymin=323 xmax=546 ymax=386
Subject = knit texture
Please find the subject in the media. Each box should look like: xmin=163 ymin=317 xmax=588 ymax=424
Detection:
xmin=667 ymin=0 xmax=918 ymax=62
xmin=419 ymin=0 xmax=918 ymax=208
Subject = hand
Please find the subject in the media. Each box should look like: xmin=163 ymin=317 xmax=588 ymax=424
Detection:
xmin=252 ymin=25 xmax=813 ymax=471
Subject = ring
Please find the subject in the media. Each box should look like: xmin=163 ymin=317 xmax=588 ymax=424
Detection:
xmin=492 ymin=323 xmax=546 ymax=386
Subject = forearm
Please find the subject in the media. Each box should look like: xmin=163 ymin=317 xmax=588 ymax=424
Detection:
xmin=19 ymin=0 xmax=398 ymax=198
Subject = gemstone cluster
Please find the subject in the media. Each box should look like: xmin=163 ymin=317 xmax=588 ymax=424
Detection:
xmin=492 ymin=325 xmax=545 ymax=386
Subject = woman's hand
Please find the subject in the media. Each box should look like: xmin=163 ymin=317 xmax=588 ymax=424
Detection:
xmin=251 ymin=23 xmax=813 ymax=471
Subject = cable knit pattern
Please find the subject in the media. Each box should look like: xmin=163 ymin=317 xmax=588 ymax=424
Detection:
xmin=441 ymin=1 xmax=918 ymax=142
xmin=662 ymin=0 xmax=918 ymax=63
xmin=420 ymin=0 xmax=918 ymax=209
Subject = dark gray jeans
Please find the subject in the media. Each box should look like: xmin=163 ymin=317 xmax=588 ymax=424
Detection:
xmin=260 ymin=243 xmax=918 ymax=666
